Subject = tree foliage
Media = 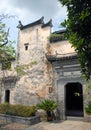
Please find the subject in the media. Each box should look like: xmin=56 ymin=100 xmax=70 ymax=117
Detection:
xmin=0 ymin=14 xmax=15 ymax=62
xmin=59 ymin=0 xmax=91 ymax=80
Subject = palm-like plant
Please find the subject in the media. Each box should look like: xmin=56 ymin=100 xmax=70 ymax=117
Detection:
xmin=37 ymin=99 xmax=57 ymax=121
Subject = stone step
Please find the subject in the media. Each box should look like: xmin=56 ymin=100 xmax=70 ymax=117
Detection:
xmin=66 ymin=116 xmax=84 ymax=121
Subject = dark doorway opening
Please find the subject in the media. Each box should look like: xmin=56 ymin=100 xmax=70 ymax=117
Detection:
xmin=5 ymin=90 xmax=10 ymax=103
xmin=65 ymin=83 xmax=83 ymax=117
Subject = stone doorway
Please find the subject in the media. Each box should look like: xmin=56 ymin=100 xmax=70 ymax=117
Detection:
xmin=65 ymin=82 xmax=83 ymax=117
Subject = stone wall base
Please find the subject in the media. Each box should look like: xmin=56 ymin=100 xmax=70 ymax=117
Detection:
xmin=84 ymin=116 xmax=91 ymax=122
xmin=0 ymin=114 xmax=40 ymax=125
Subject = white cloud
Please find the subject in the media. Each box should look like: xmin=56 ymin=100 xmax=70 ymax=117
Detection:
xmin=0 ymin=0 xmax=67 ymax=24
xmin=0 ymin=0 xmax=67 ymax=41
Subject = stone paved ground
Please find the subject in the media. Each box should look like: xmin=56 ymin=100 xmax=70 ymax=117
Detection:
xmin=0 ymin=119 xmax=91 ymax=130
xmin=0 ymin=119 xmax=29 ymax=130
xmin=24 ymin=120 xmax=91 ymax=130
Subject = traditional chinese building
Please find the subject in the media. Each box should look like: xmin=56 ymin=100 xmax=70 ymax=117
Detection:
xmin=0 ymin=17 xmax=90 ymax=120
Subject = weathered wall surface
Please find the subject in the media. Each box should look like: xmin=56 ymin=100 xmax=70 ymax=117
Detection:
xmin=0 ymin=60 xmax=17 ymax=104
xmin=17 ymin=25 xmax=51 ymax=64
xmin=9 ymin=24 xmax=55 ymax=105
xmin=50 ymin=40 xmax=75 ymax=56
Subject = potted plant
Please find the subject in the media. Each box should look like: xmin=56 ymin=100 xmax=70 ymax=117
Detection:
xmin=37 ymin=99 xmax=57 ymax=121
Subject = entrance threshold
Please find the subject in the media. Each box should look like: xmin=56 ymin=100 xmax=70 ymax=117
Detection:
xmin=66 ymin=116 xmax=84 ymax=121
xmin=66 ymin=110 xmax=83 ymax=117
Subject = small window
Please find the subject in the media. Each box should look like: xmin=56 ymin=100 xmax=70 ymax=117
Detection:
xmin=49 ymin=87 xmax=53 ymax=93
xmin=2 ymin=61 xmax=11 ymax=70
xmin=25 ymin=45 xmax=28 ymax=50
xmin=5 ymin=90 xmax=10 ymax=103
xmin=24 ymin=43 xmax=29 ymax=50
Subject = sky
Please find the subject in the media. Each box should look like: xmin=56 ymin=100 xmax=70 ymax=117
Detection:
xmin=0 ymin=0 xmax=67 ymax=42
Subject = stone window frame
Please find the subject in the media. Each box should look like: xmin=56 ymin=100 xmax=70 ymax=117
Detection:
xmin=24 ymin=43 xmax=29 ymax=50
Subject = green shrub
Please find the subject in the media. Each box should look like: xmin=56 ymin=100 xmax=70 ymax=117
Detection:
xmin=0 ymin=103 xmax=10 ymax=114
xmin=85 ymin=101 xmax=91 ymax=114
xmin=0 ymin=103 xmax=36 ymax=117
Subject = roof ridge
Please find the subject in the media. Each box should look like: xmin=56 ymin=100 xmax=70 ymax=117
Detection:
xmin=42 ymin=19 xmax=52 ymax=28
xmin=17 ymin=16 xmax=44 ymax=30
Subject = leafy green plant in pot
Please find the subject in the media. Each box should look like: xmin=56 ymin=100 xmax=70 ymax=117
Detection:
xmin=37 ymin=99 xmax=57 ymax=121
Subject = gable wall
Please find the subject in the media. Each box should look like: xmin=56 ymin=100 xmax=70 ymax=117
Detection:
xmin=8 ymin=24 xmax=54 ymax=105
